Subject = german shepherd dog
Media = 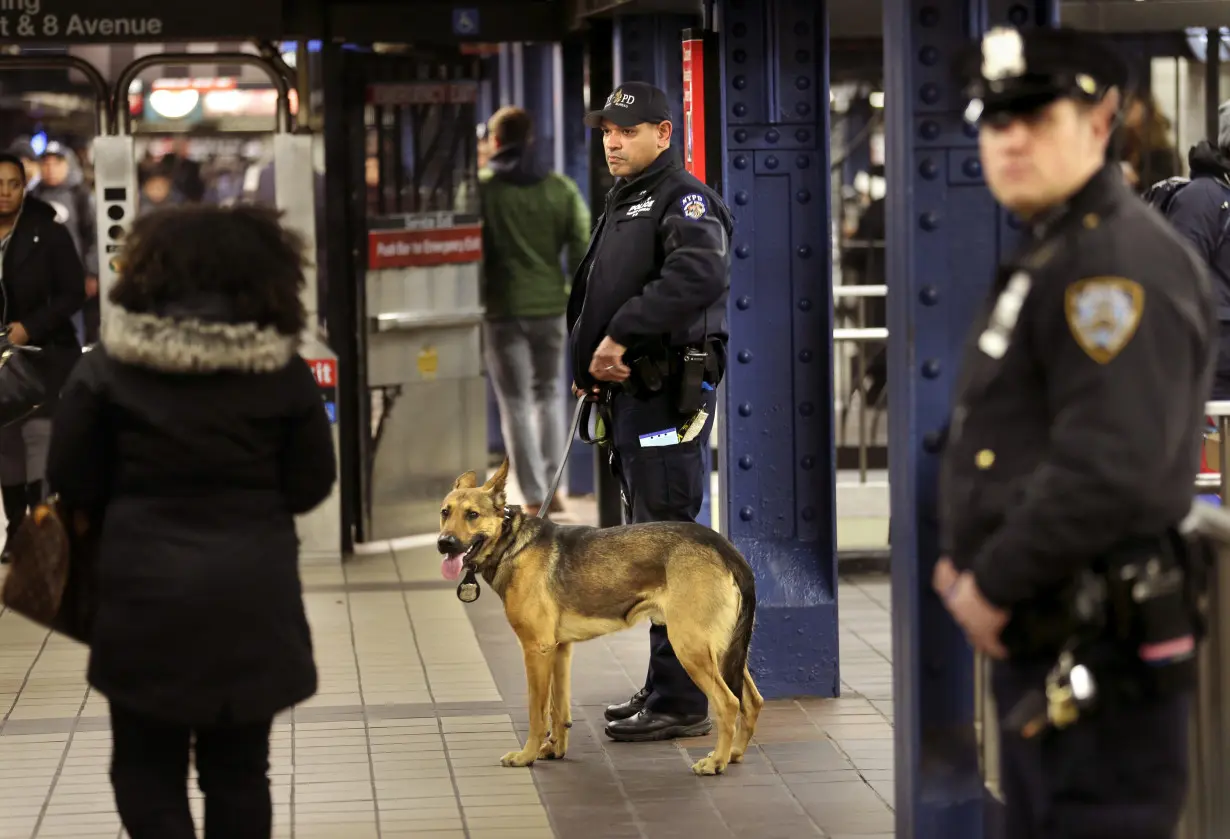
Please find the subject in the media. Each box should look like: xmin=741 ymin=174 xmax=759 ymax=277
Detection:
xmin=436 ymin=458 xmax=763 ymax=776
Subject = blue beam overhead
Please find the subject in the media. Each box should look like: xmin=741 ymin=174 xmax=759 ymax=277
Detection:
xmin=717 ymin=0 xmax=839 ymax=699
xmin=885 ymin=0 xmax=1056 ymax=836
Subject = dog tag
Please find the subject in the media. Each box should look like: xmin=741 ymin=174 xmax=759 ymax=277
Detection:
xmin=457 ymin=567 xmax=481 ymax=603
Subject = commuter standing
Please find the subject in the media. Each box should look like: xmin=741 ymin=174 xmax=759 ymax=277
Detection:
xmin=46 ymin=205 xmax=336 ymax=839
xmin=31 ymin=141 xmax=99 ymax=344
xmin=569 ymin=82 xmax=732 ymax=742
xmin=1153 ymin=98 xmax=1230 ymax=399
xmin=0 ymin=152 xmax=85 ymax=563
xmin=937 ymin=27 xmax=1212 ymax=838
xmin=479 ymin=106 xmax=590 ymax=515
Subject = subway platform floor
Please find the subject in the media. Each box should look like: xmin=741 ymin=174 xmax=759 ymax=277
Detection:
xmin=0 ymin=549 xmax=895 ymax=839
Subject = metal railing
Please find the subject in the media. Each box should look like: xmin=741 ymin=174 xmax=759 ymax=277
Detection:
xmin=832 ymin=284 xmax=887 ymax=484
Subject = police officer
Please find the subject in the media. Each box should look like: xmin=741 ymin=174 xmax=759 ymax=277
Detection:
xmin=934 ymin=27 xmax=1213 ymax=839
xmin=568 ymin=81 xmax=733 ymax=742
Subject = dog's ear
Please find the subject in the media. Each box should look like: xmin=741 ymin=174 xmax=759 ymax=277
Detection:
xmin=454 ymin=470 xmax=479 ymax=490
xmin=483 ymin=457 xmax=510 ymax=504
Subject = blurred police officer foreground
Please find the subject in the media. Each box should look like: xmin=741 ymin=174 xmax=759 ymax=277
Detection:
xmin=933 ymin=26 xmax=1215 ymax=839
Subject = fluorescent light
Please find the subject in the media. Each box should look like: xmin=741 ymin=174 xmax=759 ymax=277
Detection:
xmin=147 ymin=89 xmax=200 ymax=120
xmin=869 ymin=91 xmax=884 ymax=108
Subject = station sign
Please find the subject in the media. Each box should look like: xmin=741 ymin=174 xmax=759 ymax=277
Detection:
xmin=0 ymin=0 xmax=281 ymax=42
xmin=366 ymin=82 xmax=479 ymax=108
xmin=368 ymin=225 xmax=483 ymax=270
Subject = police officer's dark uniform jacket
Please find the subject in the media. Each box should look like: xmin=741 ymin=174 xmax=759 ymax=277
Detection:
xmin=941 ymin=27 xmax=1213 ymax=839
xmin=568 ymin=83 xmax=732 ymax=734
xmin=567 ymin=155 xmax=731 ymax=389
xmin=941 ymin=161 xmax=1214 ymax=619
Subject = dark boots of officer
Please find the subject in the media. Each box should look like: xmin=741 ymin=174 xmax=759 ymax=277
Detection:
xmin=603 ymin=386 xmax=716 ymax=741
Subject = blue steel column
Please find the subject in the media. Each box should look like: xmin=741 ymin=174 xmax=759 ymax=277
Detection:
xmin=718 ymin=0 xmax=839 ymax=698
xmin=614 ymin=15 xmax=697 ymax=120
xmin=885 ymin=0 xmax=1056 ymax=836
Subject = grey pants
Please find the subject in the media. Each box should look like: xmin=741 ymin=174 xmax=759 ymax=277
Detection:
xmin=483 ymin=316 xmax=568 ymax=506
xmin=0 ymin=417 xmax=51 ymax=485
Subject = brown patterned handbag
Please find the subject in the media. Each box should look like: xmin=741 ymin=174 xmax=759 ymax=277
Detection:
xmin=0 ymin=495 xmax=97 ymax=644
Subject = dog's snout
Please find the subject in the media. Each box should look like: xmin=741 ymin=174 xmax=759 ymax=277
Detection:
xmin=437 ymin=534 xmax=462 ymax=556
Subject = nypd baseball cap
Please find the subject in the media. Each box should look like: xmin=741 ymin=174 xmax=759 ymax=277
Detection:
xmin=584 ymin=81 xmax=673 ymax=128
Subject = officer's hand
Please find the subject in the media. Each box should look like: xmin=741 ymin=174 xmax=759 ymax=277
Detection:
xmin=6 ymin=323 xmax=28 ymax=347
xmin=932 ymin=557 xmax=959 ymax=600
xmin=571 ymin=382 xmax=601 ymax=399
xmin=590 ymin=336 xmax=630 ymax=383
xmin=944 ymin=572 xmax=1009 ymax=660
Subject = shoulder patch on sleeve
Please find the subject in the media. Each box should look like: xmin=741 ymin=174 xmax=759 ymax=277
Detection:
xmin=1063 ymin=276 xmax=1145 ymax=364
xmin=679 ymin=192 xmax=708 ymax=220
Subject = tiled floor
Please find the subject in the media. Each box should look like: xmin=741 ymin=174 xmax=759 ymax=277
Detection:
xmin=0 ymin=547 xmax=895 ymax=839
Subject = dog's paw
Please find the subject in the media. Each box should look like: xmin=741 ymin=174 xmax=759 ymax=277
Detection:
xmin=500 ymin=749 xmax=536 ymax=768
xmin=538 ymin=739 xmax=566 ymax=760
xmin=690 ymin=755 xmax=727 ymax=776
xmin=728 ymin=749 xmax=745 ymax=764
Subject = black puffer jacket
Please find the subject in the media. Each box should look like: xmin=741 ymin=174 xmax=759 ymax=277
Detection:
xmin=46 ymin=302 xmax=336 ymax=725
xmin=1 ymin=197 xmax=85 ymax=417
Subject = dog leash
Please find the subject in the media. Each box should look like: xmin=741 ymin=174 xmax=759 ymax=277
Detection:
xmin=537 ymin=394 xmax=589 ymax=519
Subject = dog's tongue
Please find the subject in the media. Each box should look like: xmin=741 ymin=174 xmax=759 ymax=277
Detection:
xmin=441 ymin=554 xmax=464 ymax=581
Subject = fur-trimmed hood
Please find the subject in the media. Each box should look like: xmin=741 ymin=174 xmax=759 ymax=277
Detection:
xmin=101 ymin=304 xmax=300 ymax=374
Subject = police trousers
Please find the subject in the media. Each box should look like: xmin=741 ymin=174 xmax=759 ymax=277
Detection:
xmin=992 ymin=658 xmax=1190 ymax=839
xmin=610 ymin=387 xmax=715 ymax=717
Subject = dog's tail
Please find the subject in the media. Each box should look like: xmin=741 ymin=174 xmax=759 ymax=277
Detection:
xmin=718 ymin=543 xmax=757 ymax=706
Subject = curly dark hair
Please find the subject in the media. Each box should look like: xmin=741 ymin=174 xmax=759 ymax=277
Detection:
xmin=110 ymin=204 xmax=308 ymax=336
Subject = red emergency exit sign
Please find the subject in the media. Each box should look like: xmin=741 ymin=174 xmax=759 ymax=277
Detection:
xmin=308 ymin=358 xmax=336 ymax=388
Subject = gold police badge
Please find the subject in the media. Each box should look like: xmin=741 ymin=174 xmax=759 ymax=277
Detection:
xmin=1064 ymin=277 xmax=1145 ymax=364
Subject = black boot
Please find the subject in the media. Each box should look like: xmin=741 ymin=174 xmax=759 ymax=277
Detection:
xmin=0 ymin=483 xmax=29 ymax=564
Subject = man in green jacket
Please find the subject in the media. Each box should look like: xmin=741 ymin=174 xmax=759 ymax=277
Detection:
xmin=479 ymin=106 xmax=592 ymax=515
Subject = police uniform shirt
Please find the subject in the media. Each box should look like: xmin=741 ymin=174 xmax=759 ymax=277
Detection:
xmin=567 ymin=83 xmax=734 ymax=390
xmin=939 ymin=162 xmax=1217 ymax=611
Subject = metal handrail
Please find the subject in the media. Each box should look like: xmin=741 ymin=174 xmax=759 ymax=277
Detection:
xmin=834 ymin=327 xmax=888 ymax=342
xmin=833 ymin=285 xmax=887 ymax=299
xmin=0 ymin=56 xmax=111 ymax=135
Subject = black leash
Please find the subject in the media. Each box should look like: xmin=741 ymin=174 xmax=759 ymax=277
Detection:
xmin=538 ymin=394 xmax=589 ymax=519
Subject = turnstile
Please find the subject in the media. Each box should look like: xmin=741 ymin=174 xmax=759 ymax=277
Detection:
xmin=95 ymin=52 xmax=342 ymax=561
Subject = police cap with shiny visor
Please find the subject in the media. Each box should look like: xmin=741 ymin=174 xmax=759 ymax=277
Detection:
xmin=956 ymin=26 xmax=1131 ymax=127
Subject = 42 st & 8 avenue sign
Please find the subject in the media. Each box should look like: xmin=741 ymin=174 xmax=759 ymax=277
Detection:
xmin=0 ymin=0 xmax=281 ymax=41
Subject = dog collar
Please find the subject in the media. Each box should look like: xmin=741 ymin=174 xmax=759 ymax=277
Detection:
xmin=456 ymin=506 xmax=518 ymax=605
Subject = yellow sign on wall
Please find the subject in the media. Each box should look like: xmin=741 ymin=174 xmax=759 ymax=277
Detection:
xmin=417 ymin=346 xmax=439 ymax=381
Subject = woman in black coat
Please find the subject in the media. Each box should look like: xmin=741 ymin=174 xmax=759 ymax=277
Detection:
xmin=0 ymin=152 xmax=85 ymax=562
xmin=46 ymin=204 xmax=336 ymax=839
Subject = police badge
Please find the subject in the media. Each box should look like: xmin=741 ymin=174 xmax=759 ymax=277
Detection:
xmin=981 ymin=27 xmax=1026 ymax=83
xmin=680 ymin=193 xmax=707 ymax=220
xmin=1064 ymin=277 xmax=1145 ymax=364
